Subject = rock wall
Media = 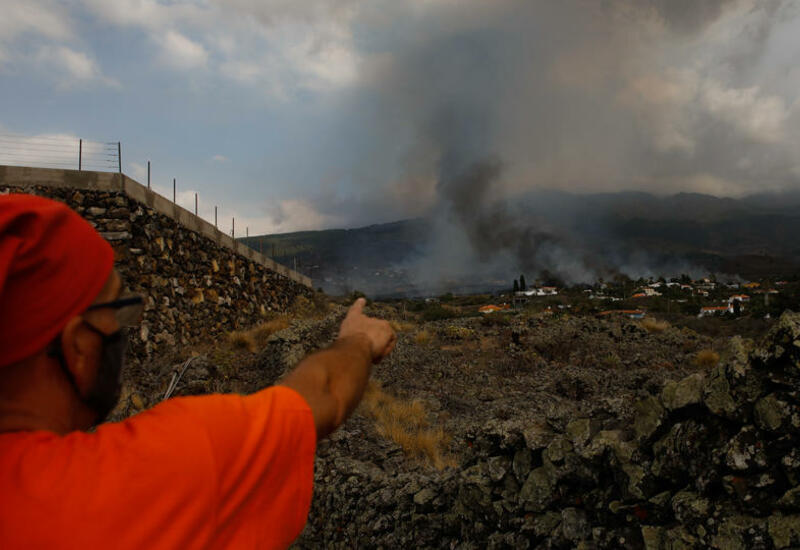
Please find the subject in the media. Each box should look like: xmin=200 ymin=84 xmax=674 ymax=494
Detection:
xmin=1 ymin=183 xmax=312 ymax=358
xmin=298 ymin=312 xmax=800 ymax=549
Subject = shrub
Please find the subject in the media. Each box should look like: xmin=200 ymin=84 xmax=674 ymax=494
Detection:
xmin=290 ymin=293 xmax=330 ymax=319
xmin=390 ymin=320 xmax=417 ymax=333
xmin=249 ymin=317 xmax=290 ymax=346
xmin=694 ymin=349 xmax=720 ymax=368
xmin=414 ymin=330 xmax=432 ymax=345
xmin=361 ymin=381 xmax=456 ymax=470
xmin=641 ymin=317 xmax=670 ymax=333
xmin=228 ymin=330 xmax=256 ymax=353
xmin=226 ymin=316 xmax=290 ymax=353
xmin=481 ymin=314 xmax=511 ymax=327
xmin=421 ymin=304 xmax=458 ymax=322
xmin=443 ymin=325 xmax=475 ymax=340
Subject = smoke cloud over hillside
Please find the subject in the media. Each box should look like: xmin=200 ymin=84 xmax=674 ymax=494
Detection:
xmin=358 ymin=0 xmax=798 ymax=287
xmin=244 ymin=0 xmax=800 ymax=288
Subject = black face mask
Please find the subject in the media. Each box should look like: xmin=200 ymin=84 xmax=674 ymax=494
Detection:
xmin=53 ymin=325 xmax=128 ymax=425
xmin=82 ymin=326 xmax=127 ymax=423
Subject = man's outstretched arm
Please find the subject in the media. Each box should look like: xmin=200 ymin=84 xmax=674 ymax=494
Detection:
xmin=277 ymin=298 xmax=396 ymax=440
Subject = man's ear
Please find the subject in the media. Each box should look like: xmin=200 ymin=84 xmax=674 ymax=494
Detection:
xmin=59 ymin=317 xmax=96 ymax=395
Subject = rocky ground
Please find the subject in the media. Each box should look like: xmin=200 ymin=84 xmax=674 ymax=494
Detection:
xmin=118 ymin=304 xmax=800 ymax=549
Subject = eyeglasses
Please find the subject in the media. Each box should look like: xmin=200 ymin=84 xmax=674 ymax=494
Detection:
xmin=85 ymin=291 xmax=145 ymax=327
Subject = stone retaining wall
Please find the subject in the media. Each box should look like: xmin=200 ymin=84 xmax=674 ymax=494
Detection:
xmin=298 ymin=312 xmax=800 ymax=549
xmin=1 ymin=168 xmax=312 ymax=358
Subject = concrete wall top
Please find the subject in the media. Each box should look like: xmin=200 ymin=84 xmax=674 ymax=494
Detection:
xmin=0 ymin=165 xmax=312 ymax=288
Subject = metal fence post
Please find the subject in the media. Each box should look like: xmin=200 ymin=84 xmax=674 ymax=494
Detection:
xmin=246 ymin=227 xmax=249 ymax=238
xmin=147 ymin=161 xmax=151 ymax=189
xmin=173 ymin=178 xmax=176 ymax=203
xmin=195 ymin=193 xmax=198 ymax=216
xmin=232 ymin=217 xmax=235 ymax=238
xmin=214 ymin=206 xmax=217 ymax=228
xmin=78 ymin=139 xmax=82 ymax=171
xmin=117 ymin=142 xmax=122 ymax=174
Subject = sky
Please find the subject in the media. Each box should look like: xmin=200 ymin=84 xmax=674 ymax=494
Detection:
xmin=1 ymin=0 xmax=800 ymax=236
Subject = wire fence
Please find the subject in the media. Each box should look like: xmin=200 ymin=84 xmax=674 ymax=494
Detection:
xmin=0 ymin=133 xmax=305 ymax=276
xmin=0 ymin=133 xmax=120 ymax=172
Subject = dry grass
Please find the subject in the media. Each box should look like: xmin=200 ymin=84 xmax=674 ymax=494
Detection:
xmin=227 ymin=316 xmax=290 ymax=353
xmin=641 ymin=317 xmax=670 ymax=333
xmin=289 ymin=293 xmax=331 ymax=319
xmin=228 ymin=331 xmax=257 ymax=352
xmin=361 ymin=381 xmax=456 ymax=470
xmin=390 ymin=320 xmax=417 ymax=333
xmin=414 ymin=330 xmax=432 ymax=345
xmin=694 ymin=349 xmax=720 ymax=368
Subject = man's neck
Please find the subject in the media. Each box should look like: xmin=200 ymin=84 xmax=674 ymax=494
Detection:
xmin=0 ymin=407 xmax=73 ymax=435
xmin=0 ymin=357 xmax=92 ymax=435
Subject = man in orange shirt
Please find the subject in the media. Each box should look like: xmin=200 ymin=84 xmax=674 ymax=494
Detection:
xmin=0 ymin=194 xmax=396 ymax=548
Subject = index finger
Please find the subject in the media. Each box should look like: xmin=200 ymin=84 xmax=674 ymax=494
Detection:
xmin=349 ymin=297 xmax=367 ymax=315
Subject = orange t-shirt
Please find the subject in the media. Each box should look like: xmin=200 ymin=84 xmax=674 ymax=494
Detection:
xmin=0 ymin=385 xmax=316 ymax=549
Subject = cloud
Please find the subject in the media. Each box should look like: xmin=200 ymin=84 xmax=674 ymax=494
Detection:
xmin=0 ymin=2 xmax=118 ymax=89
xmin=702 ymin=82 xmax=789 ymax=143
xmin=211 ymin=154 xmax=229 ymax=162
xmin=0 ymin=0 xmax=73 ymax=42
xmin=79 ymin=0 xmax=173 ymax=28
xmin=159 ymin=30 xmax=208 ymax=69
xmin=262 ymin=198 xmax=343 ymax=233
xmin=34 ymin=46 xmax=119 ymax=88
xmin=78 ymin=0 xmax=362 ymax=95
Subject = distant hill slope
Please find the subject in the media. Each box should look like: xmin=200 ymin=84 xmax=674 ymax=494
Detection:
xmin=240 ymin=191 xmax=800 ymax=296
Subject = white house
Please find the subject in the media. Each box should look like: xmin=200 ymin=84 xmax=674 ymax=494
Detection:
xmin=519 ymin=287 xmax=558 ymax=297
xmin=698 ymin=305 xmax=732 ymax=317
xmin=727 ymin=294 xmax=750 ymax=305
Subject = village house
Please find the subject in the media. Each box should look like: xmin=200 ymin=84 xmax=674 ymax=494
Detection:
xmin=478 ymin=304 xmax=510 ymax=314
xmin=519 ymin=287 xmax=558 ymax=297
xmin=728 ymin=294 xmax=750 ymax=304
xmin=698 ymin=305 xmax=732 ymax=317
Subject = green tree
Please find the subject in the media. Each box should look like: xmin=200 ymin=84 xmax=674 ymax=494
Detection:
xmin=513 ymin=279 xmax=520 ymax=293
xmin=519 ymin=274 xmax=527 ymax=291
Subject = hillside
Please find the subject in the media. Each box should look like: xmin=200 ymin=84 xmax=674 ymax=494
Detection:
xmin=119 ymin=295 xmax=800 ymax=548
xmin=241 ymin=191 xmax=800 ymax=296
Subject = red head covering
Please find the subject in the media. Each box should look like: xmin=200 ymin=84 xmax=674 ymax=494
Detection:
xmin=0 ymin=194 xmax=114 ymax=367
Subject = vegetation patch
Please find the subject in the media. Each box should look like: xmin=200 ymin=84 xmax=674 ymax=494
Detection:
xmin=361 ymin=381 xmax=456 ymax=470
xmin=390 ymin=320 xmax=417 ymax=333
xmin=414 ymin=330 xmax=433 ymax=346
xmin=421 ymin=304 xmax=460 ymax=322
xmin=227 ymin=316 xmax=291 ymax=353
xmin=694 ymin=348 xmax=720 ymax=368
xmin=641 ymin=317 xmax=670 ymax=333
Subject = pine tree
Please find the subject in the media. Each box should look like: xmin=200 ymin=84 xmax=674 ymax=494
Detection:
xmin=519 ymin=274 xmax=527 ymax=291
xmin=513 ymin=279 xmax=519 ymax=293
